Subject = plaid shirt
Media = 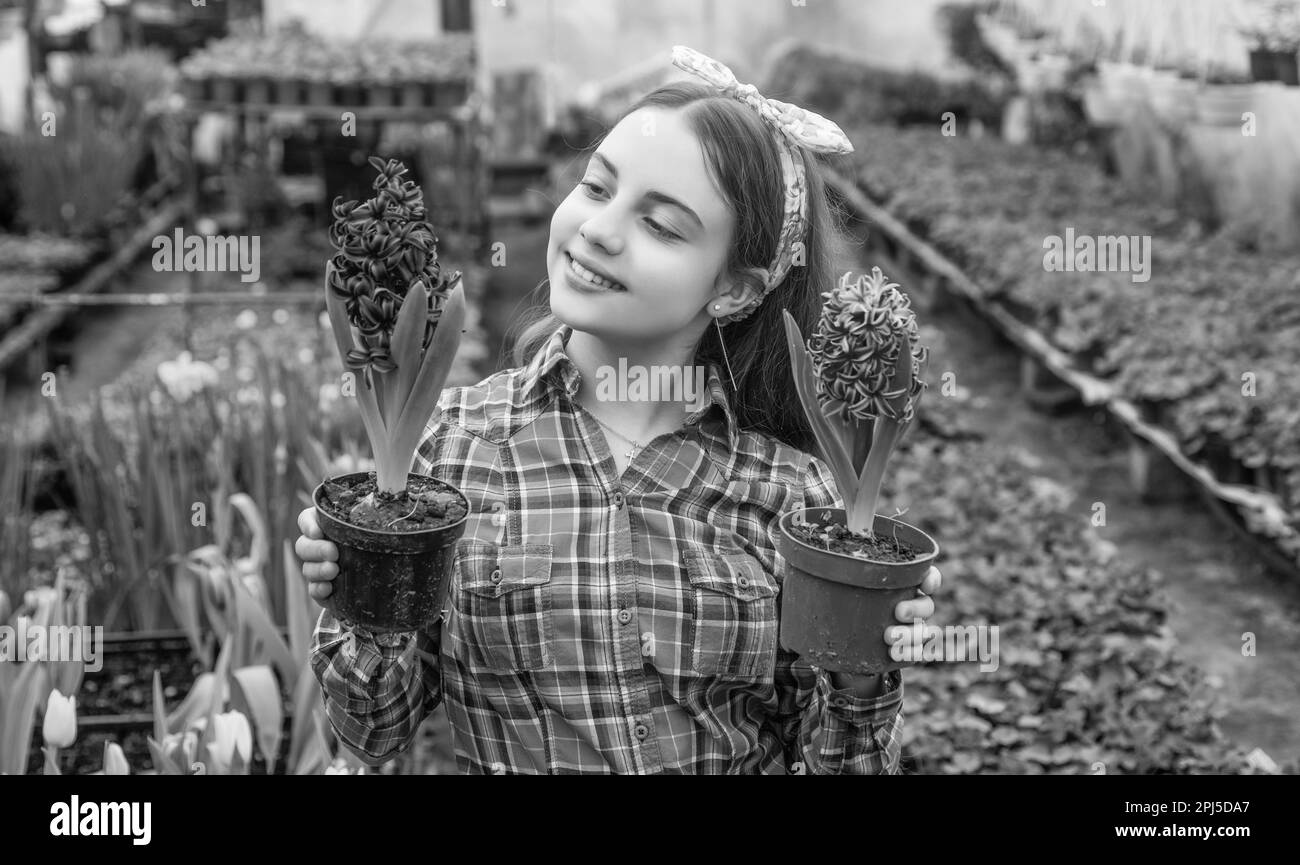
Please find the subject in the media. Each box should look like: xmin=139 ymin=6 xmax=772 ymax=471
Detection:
xmin=311 ymin=323 xmax=904 ymax=774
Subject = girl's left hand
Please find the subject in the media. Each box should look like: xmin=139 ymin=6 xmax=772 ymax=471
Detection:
xmin=884 ymin=565 xmax=942 ymax=661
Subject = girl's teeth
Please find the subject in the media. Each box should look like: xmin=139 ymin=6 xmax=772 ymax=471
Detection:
xmin=569 ymin=255 xmax=621 ymax=290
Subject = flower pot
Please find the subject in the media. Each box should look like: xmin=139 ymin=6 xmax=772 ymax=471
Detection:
xmin=273 ymin=77 xmax=302 ymax=105
xmin=433 ymin=79 xmax=470 ymax=108
xmin=306 ymin=79 xmax=333 ymax=106
xmin=210 ymin=76 xmax=240 ymax=104
xmin=400 ymin=81 xmax=426 ymax=108
xmin=775 ymin=508 xmax=940 ymax=674
xmin=1276 ymin=51 xmax=1299 ymax=86
xmin=243 ymin=77 xmax=272 ymax=105
xmin=181 ymin=77 xmax=209 ymax=103
xmin=313 ymin=471 xmax=470 ymax=632
xmin=333 ymin=82 xmax=362 ymax=107
xmin=1249 ymin=49 xmax=1276 ymax=82
xmin=365 ymin=83 xmax=397 ymax=107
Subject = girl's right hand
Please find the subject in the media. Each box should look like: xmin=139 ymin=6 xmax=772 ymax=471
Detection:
xmin=295 ymin=507 xmax=339 ymax=609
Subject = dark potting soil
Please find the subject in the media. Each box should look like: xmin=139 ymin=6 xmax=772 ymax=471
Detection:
xmin=790 ymin=519 xmax=924 ymax=562
xmin=317 ymin=473 xmax=468 ymax=531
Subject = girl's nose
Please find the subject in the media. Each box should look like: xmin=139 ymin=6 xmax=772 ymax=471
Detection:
xmin=579 ymin=215 xmax=624 ymax=256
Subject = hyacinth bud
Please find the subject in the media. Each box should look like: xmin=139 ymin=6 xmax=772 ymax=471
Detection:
xmin=807 ymin=268 xmax=928 ymax=425
xmin=326 ymin=156 xmax=461 ymax=379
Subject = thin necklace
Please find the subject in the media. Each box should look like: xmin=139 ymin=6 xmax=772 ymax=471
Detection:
xmin=583 ymin=407 xmax=644 ymax=460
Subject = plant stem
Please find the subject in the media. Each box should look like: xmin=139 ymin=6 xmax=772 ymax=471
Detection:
xmin=849 ymin=420 xmax=903 ymax=536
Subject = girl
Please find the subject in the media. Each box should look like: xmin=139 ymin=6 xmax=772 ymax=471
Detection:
xmin=295 ymin=46 xmax=943 ymax=775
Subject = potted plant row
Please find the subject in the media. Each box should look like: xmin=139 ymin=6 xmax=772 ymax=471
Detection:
xmin=178 ymin=24 xmax=474 ymax=110
xmin=1242 ymin=0 xmax=1300 ymax=86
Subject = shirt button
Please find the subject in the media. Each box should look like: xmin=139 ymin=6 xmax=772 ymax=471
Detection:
xmin=617 ymin=608 xmax=632 ymax=625
xmin=612 ymin=491 xmax=625 ymax=509
xmin=490 ymin=568 xmax=503 ymax=584
xmin=737 ymin=575 xmax=750 ymax=589
xmin=832 ymin=696 xmax=850 ymax=709
xmin=634 ymin=723 xmax=649 ymax=741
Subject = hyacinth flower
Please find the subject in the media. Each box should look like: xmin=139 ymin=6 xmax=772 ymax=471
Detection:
xmin=784 ymin=268 xmax=929 ymax=538
xmin=324 ymin=156 xmax=466 ymax=517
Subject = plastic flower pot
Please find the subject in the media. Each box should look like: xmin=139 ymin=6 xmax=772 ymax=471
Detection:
xmin=244 ymin=77 xmax=272 ymax=105
xmin=1250 ymin=49 xmax=1278 ymax=82
xmin=775 ymin=507 xmax=939 ymax=674
xmin=274 ymin=77 xmax=302 ymax=105
xmin=313 ymin=471 xmax=470 ymax=632
xmin=1276 ymin=51 xmax=1299 ymax=86
xmin=400 ymin=81 xmax=426 ymax=108
xmin=366 ymin=82 xmax=397 ymax=107
xmin=433 ymin=80 xmax=470 ymax=108
xmin=181 ymin=77 xmax=209 ymax=103
xmin=306 ymin=80 xmax=333 ymax=106
xmin=333 ymin=82 xmax=363 ymax=107
xmin=211 ymin=76 xmax=240 ymax=104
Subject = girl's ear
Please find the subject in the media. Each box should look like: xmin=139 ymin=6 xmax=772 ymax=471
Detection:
xmin=709 ymin=266 xmax=767 ymax=317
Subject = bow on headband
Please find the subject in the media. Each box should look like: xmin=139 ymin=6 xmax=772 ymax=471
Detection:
xmin=669 ymin=45 xmax=854 ymax=326
xmin=671 ymin=45 xmax=855 ymax=156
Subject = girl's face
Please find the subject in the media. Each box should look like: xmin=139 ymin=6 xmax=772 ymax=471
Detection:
xmin=547 ymin=106 xmax=751 ymax=344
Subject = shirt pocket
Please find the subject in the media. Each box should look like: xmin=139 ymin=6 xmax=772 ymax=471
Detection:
xmin=682 ymin=548 xmax=779 ymax=680
xmin=451 ymin=539 xmax=555 ymax=672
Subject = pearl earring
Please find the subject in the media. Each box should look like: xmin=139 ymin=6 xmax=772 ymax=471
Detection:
xmin=713 ymin=304 xmax=720 ymax=311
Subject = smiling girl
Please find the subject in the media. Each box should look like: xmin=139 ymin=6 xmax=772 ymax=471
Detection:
xmin=296 ymin=46 xmax=942 ymax=774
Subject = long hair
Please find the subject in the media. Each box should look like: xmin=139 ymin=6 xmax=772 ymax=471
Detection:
xmin=506 ymin=82 xmax=854 ymax=453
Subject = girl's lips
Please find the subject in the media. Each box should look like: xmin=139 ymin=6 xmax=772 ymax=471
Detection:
xmin=564 ymin=251 xmax=626 ymax=292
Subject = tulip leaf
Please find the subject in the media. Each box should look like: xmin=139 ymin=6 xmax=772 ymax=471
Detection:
xmin=152 ymin=669 xmax=168 ymax=742
xmin=283 ymin=540 xmax=313 ymax=666
xmin=288 ymin=658 xmax=324 ymax=773
xmin=227 ymin=493 xmax=269 ymax=577
xmin=231 ymin=665 xmax=284 ymax=775
xmin=0 ymin=660 xmax=47 ymax=776
xmin=166 ymin=671 xmax=224 ymax=734
xmin=230 ymin=576 xmax=296 ymax=688
xmin=146 ymin=736 xmax=183 ymax=776
xmin=170 ymin=558 xmax=208 ymax=670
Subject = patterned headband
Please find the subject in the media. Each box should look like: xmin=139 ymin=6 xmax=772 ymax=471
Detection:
xmin=670 ymin=45 xmax=854 ymax=326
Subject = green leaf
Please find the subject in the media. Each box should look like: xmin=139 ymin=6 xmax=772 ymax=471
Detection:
xmin=782 ymin=310 xmax=857 ymax=507
xmin=384 ymin=277 xmax=431 ymax=429
xmin=0 ymin=660 xmax=47 ymax=776
xmin=146 ymin=736 xmax=184 ymax=776
xmin=391 ymin=279 xmax=466 ymax=475
xmin=152 ymin=669 xmax=168 ymax=742
xmin=231 ymin=665 xmax=284 ymax=775
xmin=230 ymin=575 xmax=297 ymax=689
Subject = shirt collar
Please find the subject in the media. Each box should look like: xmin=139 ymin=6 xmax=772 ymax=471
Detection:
xmin=520 ymin=323 xmax=740 ymax=453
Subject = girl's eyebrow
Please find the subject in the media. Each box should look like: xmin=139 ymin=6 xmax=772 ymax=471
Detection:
xmin=590 ymin=152 xmax=704 ymax=230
